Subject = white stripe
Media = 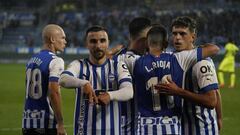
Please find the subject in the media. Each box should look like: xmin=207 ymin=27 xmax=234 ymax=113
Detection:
xmin=204 ymin=108 xmax=212 ymax=135
xmin=148 ymin=124 xmax=152 ymax=134
xmin=165 ymin=123 xmax=171 ymax=134
xmin=87 ymin=104 xmax=93 ymax=135
xmin=26 ymin=110 xmax=30 ymax=128
xmin=174 ymin=122 xmax=179 ymax=134
xmin=33 ymin=109 xmax=38 ymax=128
xmin=87 ymin=64 xmax=93 ymax=135
xmin=40 ymin=110 xmax=45 ymax=128
xmin=113 ymin=101 xmax=119 ymax=135
xmin=157 ymin=124 xmax=162 ymax=135
xmin=47 ymin=97 xmax=54 ymax=128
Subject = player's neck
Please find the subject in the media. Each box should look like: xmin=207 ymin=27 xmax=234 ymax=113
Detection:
xmin=149 ymin=48 xmax=162 ymax=57
xmin=43 ymin=44 xmax=56 ymax=54
xmin=89 ymin=55 xmax=107 ymax=65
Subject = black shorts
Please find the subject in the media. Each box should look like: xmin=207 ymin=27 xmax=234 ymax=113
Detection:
xmin=22 ymin=128 xmax=57 ymax=135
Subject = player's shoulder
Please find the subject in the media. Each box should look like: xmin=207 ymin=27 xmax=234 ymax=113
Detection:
xmin=193 ymin=58 xmax=214 ymax=69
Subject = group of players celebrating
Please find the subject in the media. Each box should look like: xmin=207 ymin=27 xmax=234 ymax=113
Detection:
xmin=22 ymin=16 xmax=222 ymax=135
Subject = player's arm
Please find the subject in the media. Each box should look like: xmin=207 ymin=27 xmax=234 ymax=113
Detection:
xmin=155 ymin=79 xmax=217 ymax=108
xmin=98 ymin=61 xmax=133 ymax=105
xmin=48 ymin=58 xmax=66 ymax=135
xmin=216 ymin=90 xmax=223 ymax=131
xmin=155 ymin=60 xmax=218 ymax=108
xmin=106 ymin=44 xmax=125 ymax=58
xmin=200 ymin=43 xmax=220 ymax=58
xmin=59 ymin=60 xmax=98 ymax=104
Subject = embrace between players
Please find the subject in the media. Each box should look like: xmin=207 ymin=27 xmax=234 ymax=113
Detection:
xmin=22 ymin=16 xmax=222 ymax=135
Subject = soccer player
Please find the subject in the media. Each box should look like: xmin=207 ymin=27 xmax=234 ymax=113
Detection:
xmin=218 ymin=37 xmax=239 ymax=88
xmin=132 ymin=23 xmax=219 ymax=134
xmin=155 ymin=16 xmax=222 ymax=134
xmin=22 ymin=24 xmax=67 ymax=135
xmin=112 ymin=17 xmax=152 ymax=135
xmin=59 ymin=25 xmax=133 ymax=135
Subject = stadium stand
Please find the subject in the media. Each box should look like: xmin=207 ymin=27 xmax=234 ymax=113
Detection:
xmin=0 ymin=0 xmax=239 ymax=61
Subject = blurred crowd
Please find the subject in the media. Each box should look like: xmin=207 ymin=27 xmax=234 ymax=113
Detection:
xmin=0 ymin=1 xmax=240 ymax=48
xmin=49 ymin=7 xmax=240 ymax=48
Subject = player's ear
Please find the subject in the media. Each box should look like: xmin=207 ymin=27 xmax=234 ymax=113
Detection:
xmin=192 ymin=33 xmax=196 ymax=42
xmin=50 ymin=36 xmax=55 ymax=43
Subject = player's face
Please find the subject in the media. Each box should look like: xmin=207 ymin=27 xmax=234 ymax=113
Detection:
xmin=52 ymin=29 xmax=67 ymax=52
xmin=86 ymin=31 xmax=109 ymax=61
xmin=137 ymin=26 xmax=151 ymax=54
xmin=171 ymin=26 xmax=195 ymax=51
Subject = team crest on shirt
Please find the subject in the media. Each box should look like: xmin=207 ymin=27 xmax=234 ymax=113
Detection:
xmin=108 ymin=73 xmax=115 ymax=82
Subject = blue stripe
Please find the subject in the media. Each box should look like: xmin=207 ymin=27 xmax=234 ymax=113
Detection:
xmin=30 ymin=119 xmax=33 ymax=128
xmin=61 ymin=71 xmax=74 ymax=76
xmin=110 ymin=102 xmax=115 ymax=135
xmin=114 ymin=60 xmax=119 ymax=89
xmin=119 ymin=78 xmax=132 ymax=85
xmin=108 ymin=60 xmax=113 ymax=89
xmin=101 ymin=65 xmax=106 ymax=135
xmin=49 ymin=76 xmax=58 ymax=82
xmin=153 ymin=125 xmax=157 ymax=135
xmin=92 ymin=65 xmax=97 ymax=135
xmin=197 ymin=48 xmax=202 ymax=62
xmin=74 ymin=89 xmax=81 ymax=135
xmin=37 ymin=119 xmax=40 ymax=128
xmin=162 ymin=124 xmax=167 ymax=134
xmin=170 ymin=124 xmax=175 ymax=134
xmin=83 ymin=99 xmax=89 ymax=135
xmin=92 ymin=105 xmax=97 ymax=135
xmin=208 ymin=109 xmax=215 ymax=135
xmin=199 ymin=83 xmax=218 ymax=93
xmin=200 ymin=107 xmax=208 ymax=135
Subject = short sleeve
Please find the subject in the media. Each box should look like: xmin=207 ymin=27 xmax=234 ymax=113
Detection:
xmin=49 ymin=57 xmax=64 ymax=82
xmin=174 ymin=48 xmax=202 ymax=72
xmin=192 ymin=60 xmax=219 ymax=93
xmin=123 ymin=53 xmax=140 ymax=74
xmin=117 ymin=60 xmax=132 ymax=85
xmin=62 ymin=60 xmax=81 ymax=77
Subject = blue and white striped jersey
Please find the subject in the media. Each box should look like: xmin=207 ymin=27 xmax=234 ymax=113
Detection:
xmin=62 ymin=58 xmax=132 ymax=135
xmin=113 ymin=50 xmax=140 ymax=135
xmin=22 ymin=50 xmax=64 ymax=129
xmin=133 ymin=48 xmax=202 ymax=135
xmin=183 ymin=59 xmax=219 ymax=135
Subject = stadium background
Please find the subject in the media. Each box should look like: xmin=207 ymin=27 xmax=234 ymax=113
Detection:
xmin=0 ymin=0 xmax=240 ymax=134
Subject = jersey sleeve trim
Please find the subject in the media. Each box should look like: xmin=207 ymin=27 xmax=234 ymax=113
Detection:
xmin=197 ymin=47 xmax=202 ymax=62
xmin=49 ymin=76 xmax=59 ymax=82
xmin=119 ymin=78 xmax=132 ymax=85
xmin=62 ymin=71 xmax=74 ymax=76
xmin=199 ymin=83 xmax=218 ymax=93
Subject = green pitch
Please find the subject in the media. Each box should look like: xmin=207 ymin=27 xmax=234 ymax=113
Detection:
xmin=0 ymin=63 xmax=239 ymax=135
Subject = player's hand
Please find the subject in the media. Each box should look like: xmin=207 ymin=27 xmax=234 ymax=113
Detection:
xmin=106 ymin=44 xmax=124 ymax=58
xmin=57 ymin=123 xmax=67 ymax=135
xmin=83 ymin=83 xmax=98 ymax=104
xmin=154 ymin=78 xmax=182 ymax=95
xmin=97 ymin=92 xmax=111 ymax=105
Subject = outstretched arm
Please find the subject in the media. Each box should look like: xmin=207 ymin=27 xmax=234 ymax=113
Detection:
xmin=200 ymin=43 xmax=220 ymax=58
xmin=59 ymin=74 xmax=98 ymax=104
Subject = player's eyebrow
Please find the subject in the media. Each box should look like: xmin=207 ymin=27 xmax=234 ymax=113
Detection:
xmin=89 ymin=38 xmax=107 ymax=43
xmin=172 ymin=31 xmax=187 ymax=36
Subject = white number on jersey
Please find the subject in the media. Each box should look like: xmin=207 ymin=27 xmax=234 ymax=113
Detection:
xmin=26 ymin=69 xmax=42 ymax=99
xmin=146 ymin=77 xmax=161 ymax=111
xmin=146 ymin=77 xmax=175 ymax=111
